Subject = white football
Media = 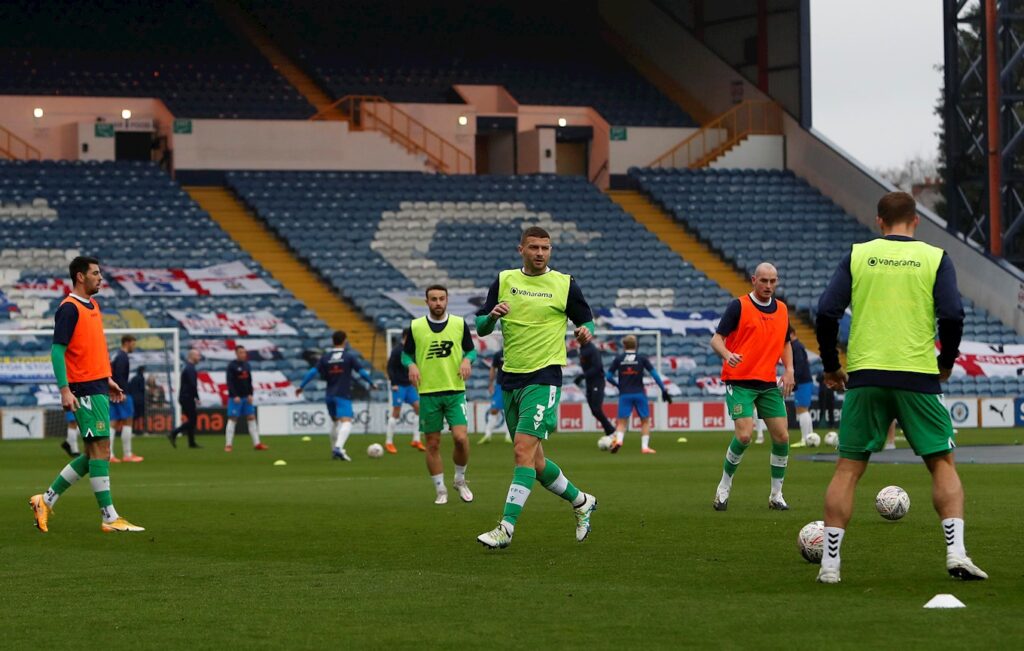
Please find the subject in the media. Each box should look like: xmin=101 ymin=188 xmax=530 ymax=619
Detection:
xmin=824 ymin=431 xmax=839 ymax=448
xmin=597 ymin=435 xmax=612 ymax=451
xmin=805 ymin=432 xmax=821 ymax=448
xmin=875 ymin=485 xmax=910 ymax=520
xmin=367 ymin=443 xmax=384 ymax=458
xmin=797 ymin=520 xmax=825 ymax=563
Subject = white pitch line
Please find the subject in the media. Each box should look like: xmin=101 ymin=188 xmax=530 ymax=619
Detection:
xmin=126 ymin=475 xmax=391 ymax=489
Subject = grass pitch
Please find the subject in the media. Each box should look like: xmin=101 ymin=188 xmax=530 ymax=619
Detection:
xmin=2 ymin=428 xmax=1022 ymax=649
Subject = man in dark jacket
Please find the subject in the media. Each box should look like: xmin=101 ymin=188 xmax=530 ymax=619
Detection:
xmin=169 ymin=349 xmax=202 ymax=448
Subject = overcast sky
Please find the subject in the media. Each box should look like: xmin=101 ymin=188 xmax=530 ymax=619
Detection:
xmin=811 ymin=0 xmax=944 ymax=170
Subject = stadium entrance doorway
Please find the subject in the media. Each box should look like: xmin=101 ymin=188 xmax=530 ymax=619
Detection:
xmin=475 ymin=116 xmax=517 ymax=174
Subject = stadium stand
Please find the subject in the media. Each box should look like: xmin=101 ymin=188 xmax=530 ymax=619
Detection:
xmin=630 ymin=166 xmax=1024 ymax=396
xmin=0 ymin=0 xmax=313 ymax=119
xmin=0 ymin=160 xmax=335 ymax=407
xmin=226 ymin=170 xmax=760 ymax=399
xmin=244 ymin=1 xmax=696 ymax=127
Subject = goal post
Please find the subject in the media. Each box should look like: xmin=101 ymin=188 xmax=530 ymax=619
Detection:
xmin=0 ymin=327 xmax=181 ymax=427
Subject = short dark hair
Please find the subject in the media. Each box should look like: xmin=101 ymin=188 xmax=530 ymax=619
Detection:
xmin=877 ymin=192 xmax=917 ymax=226
xmin=332 ymin=330 xmax=347 ymax=345
xmin=68 ymin=255 xmax=100 ymax=283
xmin=521 ymin=226 xmax=551 ymax=244
xmin=425 ymin=284 xmax=448 ymax=298
xmin=121 ymin=335 xmax=136 ymax=345
xmin=235 ymin=344 xmax=246 ymax=351
xmin=402 ymin=327 xmax=411 ymax=339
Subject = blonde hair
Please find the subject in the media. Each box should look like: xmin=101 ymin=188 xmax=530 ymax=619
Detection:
xmin=622 ymin=335 xmax=638 ymax=350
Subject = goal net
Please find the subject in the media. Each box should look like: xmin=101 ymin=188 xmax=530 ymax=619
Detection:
xmin=0 ymin=327 xmax=180 ymax=439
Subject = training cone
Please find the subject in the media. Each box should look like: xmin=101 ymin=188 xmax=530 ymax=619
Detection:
xmin=301 ymin=436 xmax=312 ymax=442
xmin=273 ymin=459 xmax=287 ymax=466
xmin=677 ymin=437 xmax=688 ymax=443
xmin=923 ymin=594 xmax=965 ymax=609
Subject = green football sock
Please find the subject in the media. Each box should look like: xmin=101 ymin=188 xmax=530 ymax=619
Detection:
xmin=43 ymin=454 xmax=90 ymax=507
xmin=538 ymin=458 xmax=581 ymax=504
xmin=723 ymin=436 xmax=749 ymax=476
xmin=501 ymin=466 xmax=536 ymax=527
xmin=770 ymin=440 xmax=789 ymax=480
xmin=88 ymin=458 xmax=119 ymax=522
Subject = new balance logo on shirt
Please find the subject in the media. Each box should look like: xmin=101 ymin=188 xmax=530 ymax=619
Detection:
xmin=426 ymin=340 xmax=454 ymax=359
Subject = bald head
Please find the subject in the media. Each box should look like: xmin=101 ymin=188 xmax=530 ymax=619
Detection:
xmin=187 ymin=349 xmax=201 ymax=364
xmin=751 ymin=262 xmax=779 ymax=302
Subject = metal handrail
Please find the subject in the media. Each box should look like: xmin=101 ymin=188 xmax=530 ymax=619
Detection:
xmin=0 ymin=125 xmax=42 ymax=160
xmin=311 ymin=95 xmax=473 ymax=174
xmin=647 ymin=100 xmax=782 ymax=169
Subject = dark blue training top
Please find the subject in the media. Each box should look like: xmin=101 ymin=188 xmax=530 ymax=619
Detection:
xmin=816 ymin=235 xmax=964 ymax=394
xmin=179 ymin=362 xmax=198 ymax=403
xmin=316 ymin=347 xmax=364 ymax=399
xmin=387 ymin=346 xmax=410 ymax=387
xmin=791 ymin=338 xmax=812 ymax=384
xmin=492 ymin=350 xmax=504 ymax=385
xmin=226 ymin=359 xmax=253 ymax=398
xmin=111 ymin=349 xmax=130 ymax=388
xmin=608 ymin=351 xmax=655 ymax=395
xmin=578 ymin=341 xmax=605 ymax=385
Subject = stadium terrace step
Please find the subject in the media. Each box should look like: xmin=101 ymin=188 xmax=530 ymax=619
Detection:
xmin=185 ymin=186 xmax=385 ymax=367
xmin=607 ymin=189 xmax=819 ymax=354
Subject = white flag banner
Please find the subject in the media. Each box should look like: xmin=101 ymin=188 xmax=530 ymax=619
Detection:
xmin=196 ymin=370 xmax=298 ymax=406
xmin=108 ymin=263 xmax=276 ymax=296
xmin=191 ymin=338 xmax=283 ymax=361
xmin=168 ymin=310 xmax=297 ymax=336
xmin=949 ymin=340 xmax=1024 ymax=377
xmin=595 ymin=308 xmax=720 ymax=336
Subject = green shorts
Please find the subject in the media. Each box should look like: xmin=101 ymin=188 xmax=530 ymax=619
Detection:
xmin=725 ymin=384 xmax=787 ymax=420
xmin=419 ymin=392 xmax=468 ymax=433
xmin=838 ymin=387 xmax=955 ymax=460
xmin=503 ymin=384 xmax=560 ymax=440
xmin=73 ymin=393 xmax=111 ymax=439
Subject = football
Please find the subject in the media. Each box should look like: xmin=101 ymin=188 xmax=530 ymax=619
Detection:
xmin=797 ymin=520 xmax=825 ymax=563
xmin=367 ymin=443 xmax=384 ymax=458
xmin=597 ymin=435 xmax=612 ymax=451
xmin=805 ymin=432 xmax=821 ymax=448
xmin=875 ymin=485 xmax=910 ymax=520
xmin=824 ymin=431 xmax=839 ymax=447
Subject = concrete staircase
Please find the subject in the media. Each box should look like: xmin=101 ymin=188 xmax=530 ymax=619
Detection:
xmin=185 ymin=187 xmax=385 ymax=367
xmin=607 ymin=190 xmax=819 ymax=353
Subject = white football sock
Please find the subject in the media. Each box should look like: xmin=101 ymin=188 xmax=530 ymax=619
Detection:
xmin=411 ymin=418 xmax=421 ymax=443
xmin=225 ymin=420 xmax=236 ymax=447
xmin=66 ymin=427 xmax=79 ymax=454
xmin=797 ymin=412 xmax=813 ymax=443
xmin=248 ymin=419 xmax=261 ymax=445
xmin=822 ymin=527 xmax=844 ymax=571
xmin=45 ymin=461 xmax=86 ymax=507
xmin=770 ymin=477 xmax=784 ymax=496
xmin=942 ymin=518 xmax=966 ymax=557
xmin=121 ymin=425 xmax=133 ymax=457
xmin=484 ymin=412 xmax=498 ymax=437
xmin=641 ymin=434 xmax=650 ymax=449
xmin=615 ymin=430 xmax=625 ymax=445
xmin=718 ymin=470 xmax=733 ymax=491
xmin=432 ymin=473 xmax=445 ymax=494
xmin=454 ymin=464 xmax=467 ymax=483
xmin=336 ymin=421 xmax=353 ymax=452
xmin=385 ymin=416 xmax=397 ymax=445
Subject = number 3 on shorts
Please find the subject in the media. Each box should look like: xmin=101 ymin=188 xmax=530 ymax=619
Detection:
xmin=533 ymin=405 xmax=545 ymax=430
